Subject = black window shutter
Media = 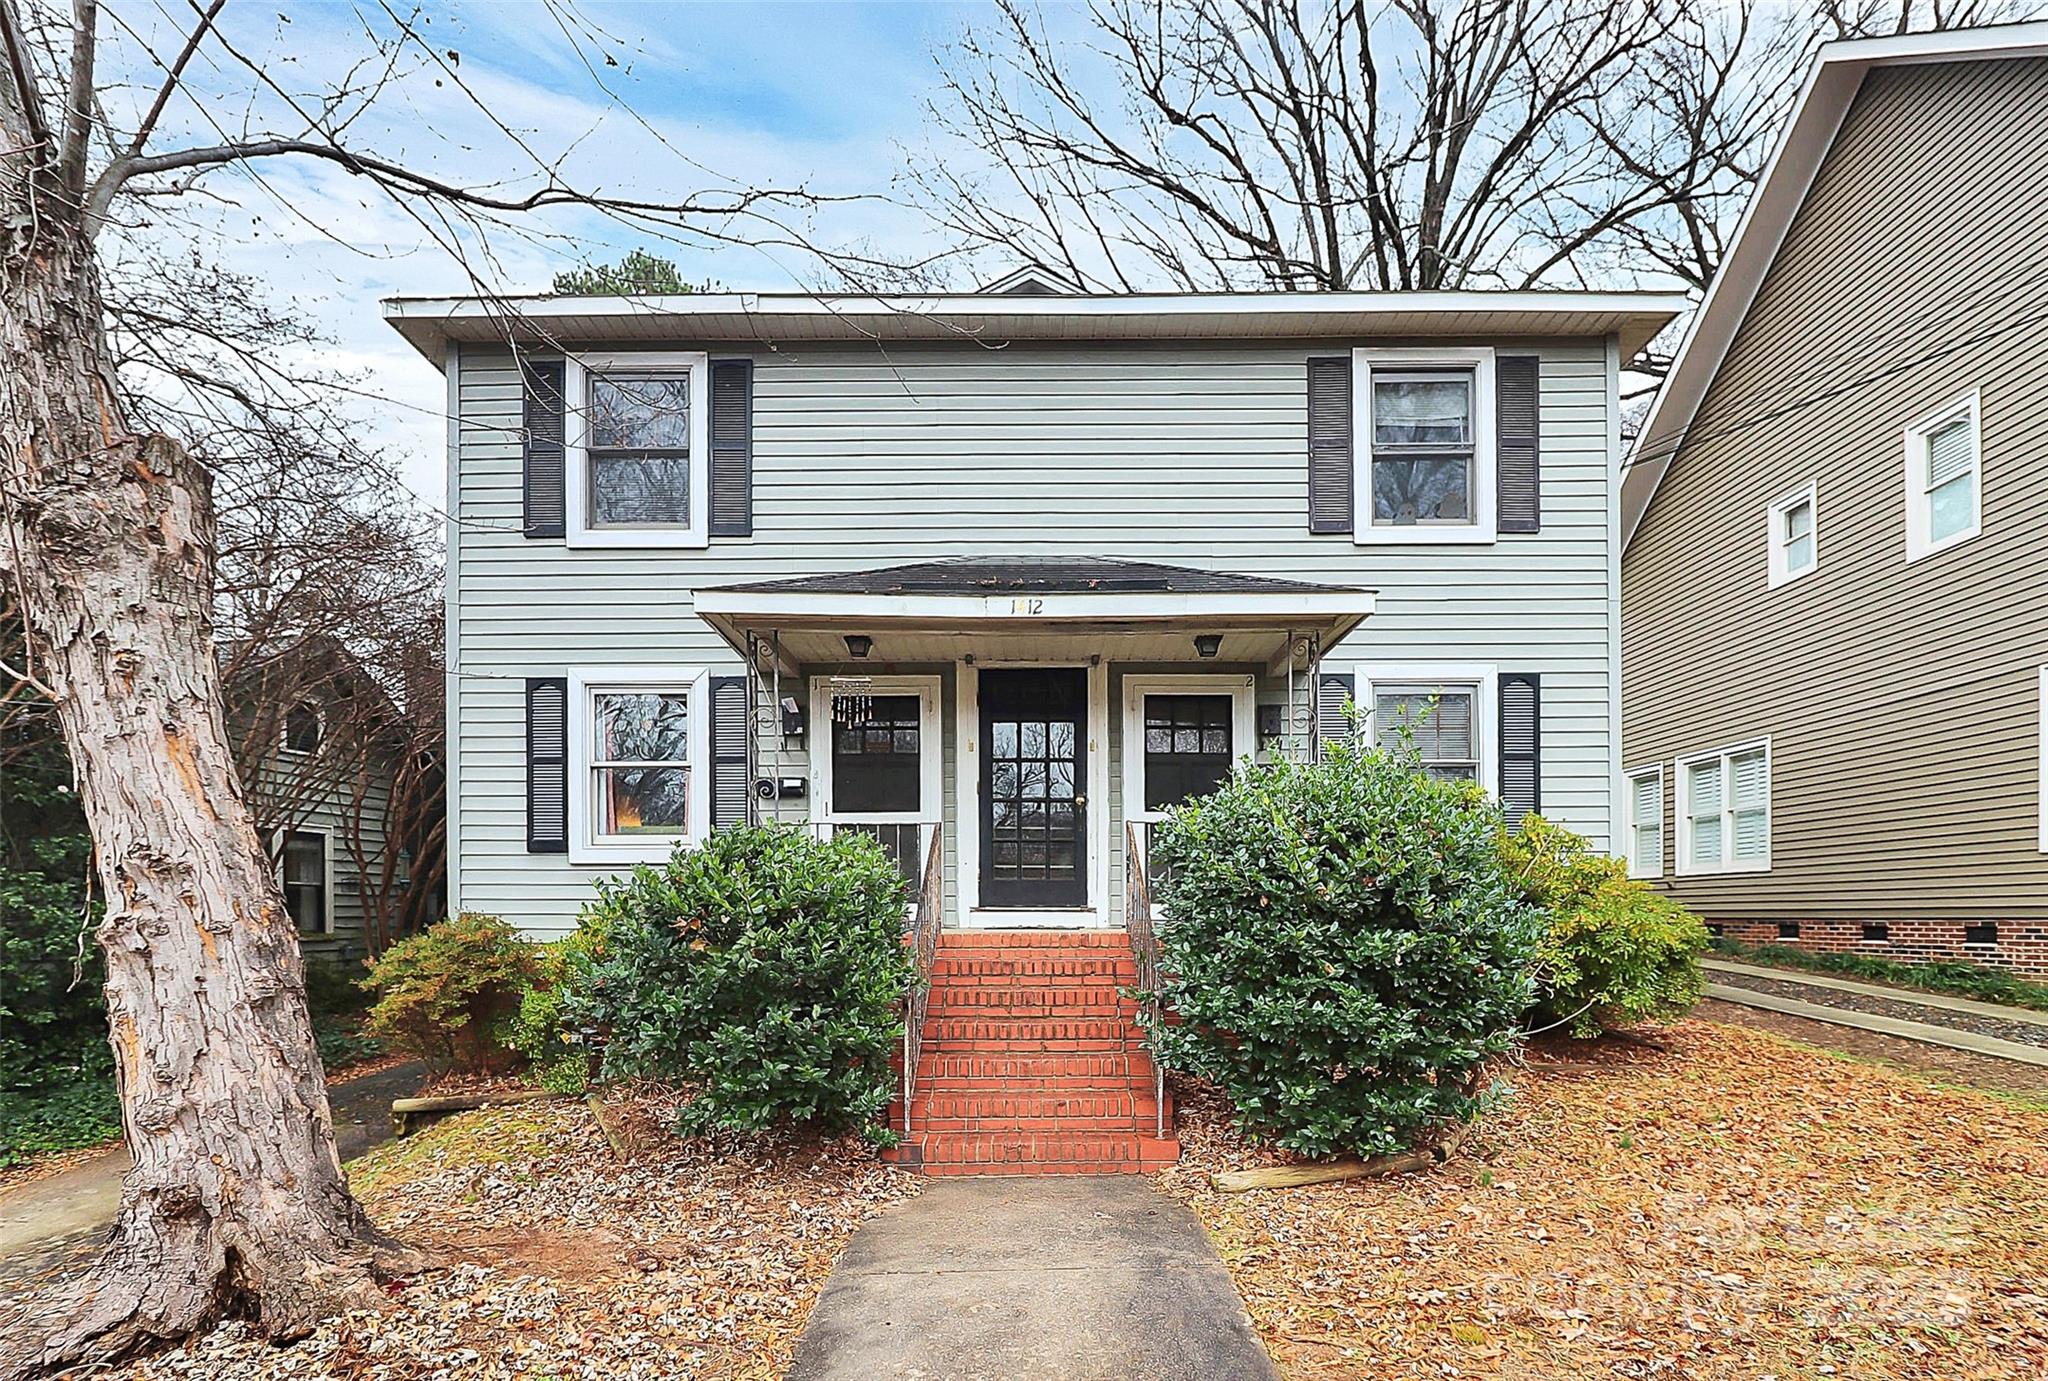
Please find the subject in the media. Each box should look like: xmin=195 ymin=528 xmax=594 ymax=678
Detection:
xmin=521 ymin=359 xmax=567 ymax=539
xmin=708 ymin=359 xmax=754 ymax=537
xmin=709 ymin=674 xmax=751 ymax=831
xmin=1307 ymin=356 xmax=1353 ymax=534
xmin=1317 ymin=671 xmax=1356 ymax=755
xmin=1496 ymin=355 xmax=1541 ymax=534
xmin=1498 ymin=672 xmax=1541 ymax=829
xmin=525 ymin=677 xmax=569 ymax=853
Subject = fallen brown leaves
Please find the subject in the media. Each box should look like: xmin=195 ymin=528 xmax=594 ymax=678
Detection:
xmin=128 ymin=1091 xmax=919 ymax=1380
xmin=1162 ymin=1019 xmax=2048 ymax=1380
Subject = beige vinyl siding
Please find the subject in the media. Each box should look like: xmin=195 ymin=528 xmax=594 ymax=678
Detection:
xmin=1622 ymin=57 xmax=2048 ymax=919
xmin=452 ymin=339 xmax=1618 ymax=935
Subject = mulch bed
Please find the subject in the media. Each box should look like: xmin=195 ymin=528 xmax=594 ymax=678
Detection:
xmin=1160 ymin=1018 xmax=2048 ymax=1380
xmin=127 ymin=1089 xmax=919 ymax=1380
xmin=1710 ymin=969 xmax=2048 ymax=1049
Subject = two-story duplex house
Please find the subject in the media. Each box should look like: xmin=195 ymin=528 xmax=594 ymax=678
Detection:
xmin=1621 ymin=24 xmax=2048 ymax=979
xmin=387 ymin=279 xmax=1681 ymax=1170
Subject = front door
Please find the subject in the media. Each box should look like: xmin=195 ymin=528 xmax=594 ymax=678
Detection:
xmin=980 ymin=668 xmax=1088 ymax=908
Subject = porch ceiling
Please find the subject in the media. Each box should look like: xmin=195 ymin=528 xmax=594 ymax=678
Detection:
xmin=694 ymin=557 xmax=1375 ymax=673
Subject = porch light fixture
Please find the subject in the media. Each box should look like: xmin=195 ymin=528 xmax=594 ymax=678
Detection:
xmin=844 ymin=634 xmax=873 ymax=659
xmin=1193 ymin=633 xmax=1223 ymax=659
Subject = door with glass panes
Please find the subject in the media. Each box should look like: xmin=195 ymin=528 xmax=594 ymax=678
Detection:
xmin=1125 ymin=678 xmax=1254 ymax=887
xmin=979 ymin=668 xmax=1088 ymax=908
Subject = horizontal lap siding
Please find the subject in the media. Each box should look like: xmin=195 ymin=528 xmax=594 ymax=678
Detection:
xmin=453 ymin=341 xmax=1616 ymax=935
xmin=1621 ymin=59 xmax=2048 ymax=919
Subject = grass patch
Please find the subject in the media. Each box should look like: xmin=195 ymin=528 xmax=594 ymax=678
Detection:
xmin=346 ymin=1101 xmax=575 ymax=1196
xmin=1712 ymin=937 xmax=2048 ymax=1013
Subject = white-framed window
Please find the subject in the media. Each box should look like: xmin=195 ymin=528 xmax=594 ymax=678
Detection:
xmin=281 ymin=702 xmax=323 ymax=756
xmin=566 ymin=351 xmax=710 ymax=549
xmin=1357 ymin=663 xmax=1499 ymax=792
xmin=1676 ymin=739 xmax=1770 ymax=875
xmin=1119 ymin=673 xmax=1258 ymax=877
xmin=1624 ymin=765 xmax=1664 ymax=878
xmin=1766 ymin=482 xmax=1819 ymax=588
xmin=810 ymin=674 xmax=943 ymax=885
xmin=1904 ymin=390 xmax=1981 ymax=562
xmin=1353 ymin=346 xmax=1497 ymax=544
xmin=278 ymin=827 xmax=334 ymax=934
xmin=567 ymin=666 xmax=711 ymax=865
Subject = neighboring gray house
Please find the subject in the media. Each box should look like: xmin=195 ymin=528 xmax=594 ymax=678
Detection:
xmin=387 ymin=283 xmax=1680 ymax=936
xmin=1621 ymin=25 xmax=2048 ymax=977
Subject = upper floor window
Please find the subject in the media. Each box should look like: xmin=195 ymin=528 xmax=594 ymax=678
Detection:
xmin=282 ymin=703 xmax=322 ymax=755
xmin=1354 ymin=347 xmax=1497 ymax=544
xmin=1767 ymin=483 xmax=1818 ymax=588
xmin=1904 ymin=390 xmax=1981 ymax=562
xmin=567 ymin=352 xmax=710 ymax=549
xmin=567 ymin=666 xmax=711 ymax=863
xmin=1677 ymin=739 xmax=1770 ymax=876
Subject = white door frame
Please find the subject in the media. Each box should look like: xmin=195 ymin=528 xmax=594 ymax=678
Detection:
xmin=807 ymin=673 xmax=944 ymax=867
xmin=956 ymin=658 xmax=1112 ymax=928
xmin=1119 ymin=673 xmax=1258 ymax=875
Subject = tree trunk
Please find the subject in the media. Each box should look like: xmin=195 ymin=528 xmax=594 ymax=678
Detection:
xmin=0 ymin=112 xmax=411 ymax=1381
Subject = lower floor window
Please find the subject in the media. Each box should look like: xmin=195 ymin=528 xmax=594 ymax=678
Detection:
xmin=282 ymin=830 xmax=328 ymax=933
xmin=1625 ymin=767 xmax=1663 ymax=878
xmin=1679 ymin=741 xmax=1770 ymax=874
xmin=1373 ymin=685 xmax=1478 ymax=781
xmin=592 ymin=688 xmax=692 ymax=839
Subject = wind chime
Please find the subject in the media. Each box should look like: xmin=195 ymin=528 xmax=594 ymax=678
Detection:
xmin=829 ymin=675 xmax=876 ymax=728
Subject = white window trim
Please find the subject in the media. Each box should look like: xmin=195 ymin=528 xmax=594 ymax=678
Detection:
xmin=275 ymin=826 xmax=336 ymax=936
xmin=1354 ymin=662 xmax=1500 ymax=796
xmin=809 ymin=673 xmax=944 ymax=833
xmin=1765 ymin=481 xmax=1819 ymax=588
xmin=1119 ymin=673 xmax=1259 ymax=833
xmin=2038 ymin=668 xmax=2048 ymax=854
xmin=567 ymin=665 xmax=711 ymax=866
xmin=565 ymin=350 xmax=711 ymax=550
xmin=1903 ymin=388 xmax=1982 ymax=564
xmin=1623 ymin=764 xmax=1664 ymax=879
xmin=1675 ymin=737 xmax=1772 ymax=877
xmin=1352 ymin=345 xmax=1498 ymax=546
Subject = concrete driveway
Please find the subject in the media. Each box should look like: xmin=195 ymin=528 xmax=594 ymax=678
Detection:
xmin=791 ymin=1176 xmax=1279 ymax=1381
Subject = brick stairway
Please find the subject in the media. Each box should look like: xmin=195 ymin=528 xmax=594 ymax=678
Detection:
xmin=885 ymin=931 xmax=1179 ymax=1176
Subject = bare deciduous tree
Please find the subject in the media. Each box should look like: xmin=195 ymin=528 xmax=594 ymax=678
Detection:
xmin=0 ymin=1 xmax=880 ymax=1372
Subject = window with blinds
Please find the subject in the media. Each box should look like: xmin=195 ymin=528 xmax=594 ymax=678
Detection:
xmin=1625 ymin=768 xmax=1663 ymax=878
xmin=1767 ymin=483 xmax=1818 ymax=588
xmin=1373 ymin=685 xmax=1478 ymax=781
xmin=1905 ymin=392 xmax=1982 ymax=561
xmin=1678 ymin=741 xmax=1770 ymax=875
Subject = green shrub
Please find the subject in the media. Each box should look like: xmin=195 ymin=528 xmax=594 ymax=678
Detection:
xmin=1501 ymin=815 xmax=1709 ymax=1037
xmin=1146 ymin=740 xmax=1539 ymax=1160
xmin=509 ymin=914 xmax=614 ymax=1094
xmin=0 ymin=1070 xmax=121 ymax=1168
xmin=573 ymin=825 xmax=912 ymax=1143
xmin=363 ymin=914 xmax=537 ymax=1071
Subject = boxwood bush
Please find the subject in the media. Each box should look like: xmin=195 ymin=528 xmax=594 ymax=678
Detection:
xmin=1501 ymin=815 xmax=1709 ymax=1037
xmin=1147 ymin=740 xmax=1539 ymax=1160
xmin=572 ymin=824 xmax=912 ymax=1143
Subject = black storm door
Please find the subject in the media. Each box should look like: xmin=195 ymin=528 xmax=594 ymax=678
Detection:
xmin=980 ymin=668 xmax=1088 ymax=908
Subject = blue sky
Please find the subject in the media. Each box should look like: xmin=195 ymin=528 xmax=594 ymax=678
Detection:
xmin=108 ymin=0 xmax=1033 ymax=502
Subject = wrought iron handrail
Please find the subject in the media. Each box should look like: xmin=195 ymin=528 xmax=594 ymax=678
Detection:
xmin=902 ymin=823 xmax=945 ymax=1137
xmin=1124 ymin=821 xmax=1167 ymax=1140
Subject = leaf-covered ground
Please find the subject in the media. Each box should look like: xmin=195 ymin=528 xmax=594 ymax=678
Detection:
xmin=1161 ymin=1019 xmax=2048 ymax=1380
xmin=129 ymin=1091 xmax=918 ymax=1380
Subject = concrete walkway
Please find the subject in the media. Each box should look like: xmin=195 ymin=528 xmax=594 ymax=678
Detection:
xmin=0 ymin=1059 xmax=423 ymax=1290
xmin=791 ymin=1177 xmax=1278 ymax=1381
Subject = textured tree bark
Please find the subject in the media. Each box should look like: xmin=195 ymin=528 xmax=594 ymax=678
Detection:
xmin=0 ymin=54 xmax=413 ymax=1381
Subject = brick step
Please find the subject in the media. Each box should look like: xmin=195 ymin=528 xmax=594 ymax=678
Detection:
xmin=932 ymin=954 xmax=1135 ymax=976
xmin=915 ymin=1052 xmax=1156 ymax=1084
xmin=935 ymin=931 xmax=1134 ymax=949
xmin=920 ymin=1024 xmax=1133 ymax=1053
xmin=915 ymin=1089 xmax=1157 ymax=1121
xmin=889 ymin=1131 xmax=1180 ymax=1175
xmin=925 ymin=988 xmax=1140 ymax=1016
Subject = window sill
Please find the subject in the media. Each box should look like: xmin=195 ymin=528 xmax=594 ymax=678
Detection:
xmin=1674 ymin=862 xmax=1771 ymax=878
xmin=1905 ymin=526 xmax=1981 ymax=565
xmin=565 ymin=527 xmax=709 ymax=551
xmin=1353 ymin=523 xmax=1497 ymax=547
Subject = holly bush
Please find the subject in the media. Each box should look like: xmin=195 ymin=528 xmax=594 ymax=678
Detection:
xmin=573 ymin=824 xmax=911 ymax=1143
xmin=1147 ymin=740 xmax=1538 ymax=1160
xmin=363 ymin=913 xmax=537 ymax=1070
xmin=1500 ymin=814 xmax=1708 ymax=1037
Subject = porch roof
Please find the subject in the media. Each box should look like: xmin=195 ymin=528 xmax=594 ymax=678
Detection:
xmin=694 ymin=557 xmax=1374 ymax=673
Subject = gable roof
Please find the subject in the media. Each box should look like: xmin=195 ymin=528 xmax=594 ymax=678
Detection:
xmin=707 ymin=556 xmax=1350 ymax=598
xmin=1621 ymin=20 xmax=2048 ymax=549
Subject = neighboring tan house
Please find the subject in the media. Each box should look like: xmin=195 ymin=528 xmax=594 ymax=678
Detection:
xmin=387 ymin=280 xmax=1681 ymax=1170
xmin=1621 ymin=24 xmax=2048 ymax=978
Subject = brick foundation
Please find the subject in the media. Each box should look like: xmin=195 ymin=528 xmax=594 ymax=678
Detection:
xmin=1704 ymin=916 xmax=2048 ymax=979
xmin=884 ymin=931 xmax=1179 ymax=1175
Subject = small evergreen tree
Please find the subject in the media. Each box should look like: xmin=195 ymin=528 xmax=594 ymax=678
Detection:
xmin=551 ymin=250 xmax=713 ymax=296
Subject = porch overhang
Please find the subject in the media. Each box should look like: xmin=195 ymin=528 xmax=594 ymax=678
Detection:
xmin=694 ymin=558 xmax=1374 ymax=674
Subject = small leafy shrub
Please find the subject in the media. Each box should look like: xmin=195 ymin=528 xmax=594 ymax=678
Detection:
xmin=574 ymin=825 xmax=912 ymax=1143
xmin=509 ymin=914 xmax=615 ymax=1094
xmin=1147 ymin=740 xmax=1539 ymax=1160
xmin=1501 ymin=815 xmax=1709 ymax=1037
xmin=363 ymin=914 xmax=537 ymax=1071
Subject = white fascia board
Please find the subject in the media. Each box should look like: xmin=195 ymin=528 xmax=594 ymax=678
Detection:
xmin=692 ymin=588 xmax=1377 ymax=624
